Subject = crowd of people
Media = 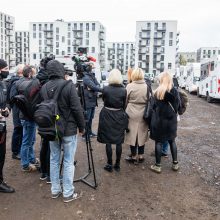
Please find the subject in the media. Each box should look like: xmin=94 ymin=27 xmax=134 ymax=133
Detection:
xmin=0 ymin=57 xmax=184 ymax=203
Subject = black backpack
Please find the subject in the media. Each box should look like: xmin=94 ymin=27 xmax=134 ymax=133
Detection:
xmin=34 ymin=80 xmax=71 ymax=141
xmin=12 ymin=78 xmax=41 ymax=120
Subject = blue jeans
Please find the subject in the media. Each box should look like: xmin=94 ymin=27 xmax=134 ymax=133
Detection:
xmin=50 ymin=135 xmax=77 ymax=197
xmin=162 ymin=141 xmax=169 ymax=154
xmin=20 ymin=120 xmax=36 ymax=168
xmin=86 ymin=107 xmax=95 ymax=135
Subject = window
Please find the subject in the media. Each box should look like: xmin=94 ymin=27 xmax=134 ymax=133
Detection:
xmin=203 ymin=50 xmax=206 ymax=54
xmin=86 ymin=32 xmax=89 ymax=38
xmin=50 ymin=24 xmax=53 ymax=30
xmin=92 ymin=47 xmax=95 ymax=53
xmin=169 ymin=40 xmax=173 ymax=46
xmin=68 ymin=23 xmax=71 ymax=31
xmin=74 ymin=23 xmax=77 ymax=30
xmin=213 ymin=50 xmax=216 ymax=55
xmin=68 ymin=47 xmax=71 ymax=53
xmin=162 ymin=23 xmax=166 ymax=29
xmin=62 ymin=36 xmax=65 ymax=43
xmin=56 ymin=27 xmax=59 ymax=34
xmin=161 ymin=47 xmax=165 ymax=53
xmin=168 ymin=63 xmax=172 ymax=69
xmin=56 ymin=49 xmax=59 ymax=55
xmin=56 ymin=35 xmax=59 ymax=41
xmin=218 ymin=50 xmax=220 ymax=55
xmin=68 ymin=39 xmax=71 ymax=45
xmin=86 ymin=39 xmax=89 ymax=45
xmin=39 ymin=24 xmax=41 ymax=31
xmin=146 ymin=39 xmax=150 ymax=46
xmin=169 ymin=32 xmax=173 ymax=38
xmin=80 ymin=23 xmax=83 ymax=30
xmin=39 ymin=32 xmax=42 ymax=38
xmin=92 ymin=23 xmax=95 ymax=31
xmin=44 ymin=24 xmax=47 ymax=30
xmin=33 ymin=24 xmax=36 ymax=31
xmin=86 ymin=23 xmax=89 ymax=31
xmin=73 ymin=47 xmax=77 ymax=53
xmin=154 ymin=22 xmax=158 ymax=30
xmin=161 ymin=55 xmax=164 ymax=61
xmin=68 ymin=32 xmax=71 ymax=38
xmin=33 ymin=53 xmax=36 ymax=59
xmin=208 ymin=50 xmax=211 ymax=54
xmin=56 ymin=42 xmax=59 ymax=47
xmin=62 ymin=51 xmax=65 ymax=55
xmin=33 ymin=33 xmax=36 ymax=38
xmin=147 ymin=23 xmax=151 ymax=28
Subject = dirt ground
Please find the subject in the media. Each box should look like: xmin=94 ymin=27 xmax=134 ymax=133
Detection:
xmin=0 ymin=92 xmax=219 ymax=220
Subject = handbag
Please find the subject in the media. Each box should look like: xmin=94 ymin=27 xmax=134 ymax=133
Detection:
xmin=168 ymin=102 xmax=180 ymax=122
xmin=143 ymin=85 xmax=154 ymax=125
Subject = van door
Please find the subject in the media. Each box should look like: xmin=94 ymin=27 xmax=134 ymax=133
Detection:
xmin=212 ymin=76 xmax=217 ymax=96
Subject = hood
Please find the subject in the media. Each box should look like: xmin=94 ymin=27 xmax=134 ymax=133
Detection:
xmin=46 ymin=60 xmax=65 ymax=79
xmin=164 ymin=88 xmax=176 ymax=103
xmin=36 ymin=68 xmax=49 ymax=85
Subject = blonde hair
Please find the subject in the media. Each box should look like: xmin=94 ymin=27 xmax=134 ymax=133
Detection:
xmin=131 ymin=68 xmax=144 ymax=81
xmin=127 ymin=67 xmax=133 ymax=83
xmin=155 ymin=72 xmax=173 ymax=100
xmin=108 ymin=69 xmax=123 ymax=85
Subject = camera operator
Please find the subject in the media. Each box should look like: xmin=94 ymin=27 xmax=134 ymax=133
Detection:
xmin=0 ymin=59 xmax=15 ymax=193
xmin=82 ymin=62 xmax=102 ymax=138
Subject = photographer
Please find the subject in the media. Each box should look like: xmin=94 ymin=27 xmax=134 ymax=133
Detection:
xmin=82 ymin=63 xmax=102 ymax=138
xmin=0 ymin=59 xmax=15 ymax=193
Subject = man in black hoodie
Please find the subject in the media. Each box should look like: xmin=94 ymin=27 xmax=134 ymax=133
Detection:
xmin=42 ymin=60 xmax=85 ymax=203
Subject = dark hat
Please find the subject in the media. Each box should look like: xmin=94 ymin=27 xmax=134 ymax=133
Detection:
xmin=0 ymin=59 xmax=8 ymax=70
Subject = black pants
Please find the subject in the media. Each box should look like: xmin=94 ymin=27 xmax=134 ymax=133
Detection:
xmin=40 ymin=138 xmax=50 ymax=176
xmin=106 ymin=144 xmax=122 ymax=165
xmin=130 ymin=145 xmax=145 ymax=156
xmin=155 ymin=140 xmax=177 ymax=165
xmin=11 ymin=126 xmax=23 ymax=155
xmin=0 ymin=132 xmax=6 ymax=183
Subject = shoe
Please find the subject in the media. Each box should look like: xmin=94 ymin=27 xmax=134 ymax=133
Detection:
xmin=12 ymin=153 xmax=21 ymax=160
xmin=46 ymin=176 xmax=51 ymax=184
xmin=22 ymin=164 xmax=37 ymax=172
xmin=51 ymin=191 xmax=62 ymax=199
xmin=90 ymin=132 xmax=97 ymax=138
xmin=104 ymin=164 xmax=113 ymax=172
xmin=172 ymin=163 xmax=179 ymax=171
xmin=40 ymin=173 xmax=47 ymax=181
xmin=0 ymin=181 xmax=15 ymax=193
xmin=125 ymin=156 xmax=138 ymax=165
xmin=63 ymin=192 xmax=82 ymax=203
xmin=162 ymin=153 xmax=168 ymax=158
xmin=138 ymin=157 xmax=145 ymax=163
xmin=31 ymin=158 xmax=40 ymax=168
xmin=113 ymin=164 xmax=120 ymax=172
xmin=150 ymin=164 xmax=161 ymax=173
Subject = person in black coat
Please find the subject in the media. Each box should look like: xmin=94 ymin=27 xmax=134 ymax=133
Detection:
xmin=97 ymin=69 xmax=128 ymax=172
xmin=150 ymin=72 xmax=180 ymax=173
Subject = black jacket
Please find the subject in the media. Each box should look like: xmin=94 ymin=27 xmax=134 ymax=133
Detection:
xmin=150 ymin=87 xmax=180 ymax=142
xmin=83 ymin=72 xmax=102 ymax=109
xmin=97 ymin=85 xmax=128 ymax=144
xmin=41 ymin=60 xmax=85 ymax=136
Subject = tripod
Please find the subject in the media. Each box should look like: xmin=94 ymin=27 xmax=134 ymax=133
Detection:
xmin=60 ymin=80 xmax=97 ymax=189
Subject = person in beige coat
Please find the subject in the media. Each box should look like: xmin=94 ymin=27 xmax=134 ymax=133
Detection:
xmin=125 ymin=68 xmax=149 ymax=164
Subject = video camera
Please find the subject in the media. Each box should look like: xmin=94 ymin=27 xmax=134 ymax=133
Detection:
xmin=71 ymin=47 xmax=96 ymax=80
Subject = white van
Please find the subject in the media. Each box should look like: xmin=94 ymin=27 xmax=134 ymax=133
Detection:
xmin=198 ymin=56 xmax=220 ymax=102
xmin=185 ymin=63 xmax=201 ymax=94
xmin=178 ymin=65 xmax=188 ymax=89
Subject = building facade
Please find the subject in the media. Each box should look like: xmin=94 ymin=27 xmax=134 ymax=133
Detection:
xmin=15 ymin=31 xmax=29 ymax=65
xmin=197 ymin=47 xmax=220 ymax=62
xmin=135 ymin=20 xmax=178 ymax=75
xmin=0 ymin=12 xmax=15 ymax=68
xmin=106 ymin=42 xmax=135 ymax=73
xmin=29 ymin=19 xmax=106 ymax=71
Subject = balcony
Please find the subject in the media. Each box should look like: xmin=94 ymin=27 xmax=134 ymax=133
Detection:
xmin=142 ymin=27 xmax=151 ymax=31
xmin=74 ymin=34 xmax=83 ymax=39
xmin=44 ymin=33 xmax=53 ymax=39
xmin=157 ymin=26 xmax=166 ymax=31
xmin=153 ymin=49 xmax=161 ymax=54
xmin=43 ymin=29 xmax=53 ymax=32
xmin=141 ymin=33 xmax=151 ymax=39
xmin=99 ymin=33 xmax=105 ymax=40
xmin=72 ymin=40 xmax=81 ymax=46
xmin=154 ymin=33 xmax=163 ymax=39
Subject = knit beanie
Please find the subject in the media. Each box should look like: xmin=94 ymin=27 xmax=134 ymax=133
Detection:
xmin=0 ymin=59 xmax=7 ymax=70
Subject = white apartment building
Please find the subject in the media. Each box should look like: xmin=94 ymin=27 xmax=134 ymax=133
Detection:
xmin=135 ymin=20 xmax=178 ymax=75
xmin=0 ymin=12 xmax=15 ymax=68
xmin=15 ymin=31 xmax=30 ymax=65
xmin=197 ymin=47 xmax=220 ymax=62
xmin=29 ymin=19 xmax=106 ymax=71
xmin=106 ymin=42 xmax=135 ymax=73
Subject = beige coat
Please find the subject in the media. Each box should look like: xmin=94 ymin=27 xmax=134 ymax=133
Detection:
xmin=124 ymin=80 xmax=149 ymax=146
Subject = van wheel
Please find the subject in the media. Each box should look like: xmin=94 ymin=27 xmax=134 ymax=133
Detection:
xmin=206 ymin=92 xmax=212 ymax=103
xmin=197 ymin=88 xmax=201 ymax=97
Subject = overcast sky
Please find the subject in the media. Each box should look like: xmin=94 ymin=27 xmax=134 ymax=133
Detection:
xmin=1 ymin=0 xmax=220 ymax=52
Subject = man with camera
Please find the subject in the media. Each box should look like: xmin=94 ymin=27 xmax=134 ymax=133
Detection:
xmin=83 ymin=63 xmax=102 ymax=138
xmin=0 ymin=59 xmax=15 ymax=193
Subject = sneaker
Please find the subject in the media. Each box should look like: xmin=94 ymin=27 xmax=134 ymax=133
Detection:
xmin=0 ymin=181 xmax=15 ymax=193
xmin=31 ymin=158 xmax=40 ymax=168
xmin=104 ymin=164 xmax=113 ymax=172
xmin=150 ymin=164 xmax=162 ymax=173
xmin=22 ymin=164 xmax=37 ymax=172
xmin=40 ymin=173 xmax=47 ymax=180
xmin=51 ymin=191 xmax=62 ymax=199
xmin=172 ymin=163 xmax=179 ymax=171
xmin=113 ymin=164 xmax=120 ymax=172
xmin=12 ymin=153 xmax=21 ymax=160
xmin=63 ymin=192 xmax=82 ymax=203
xmin=46 ymin=176 xmax=51 ymax=184
xmin=90 ymin=132 xmax=97 ymax=138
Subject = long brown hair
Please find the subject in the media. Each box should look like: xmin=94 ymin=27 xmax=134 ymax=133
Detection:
xmin=155 ymin=72 xmax=173 ymax=100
